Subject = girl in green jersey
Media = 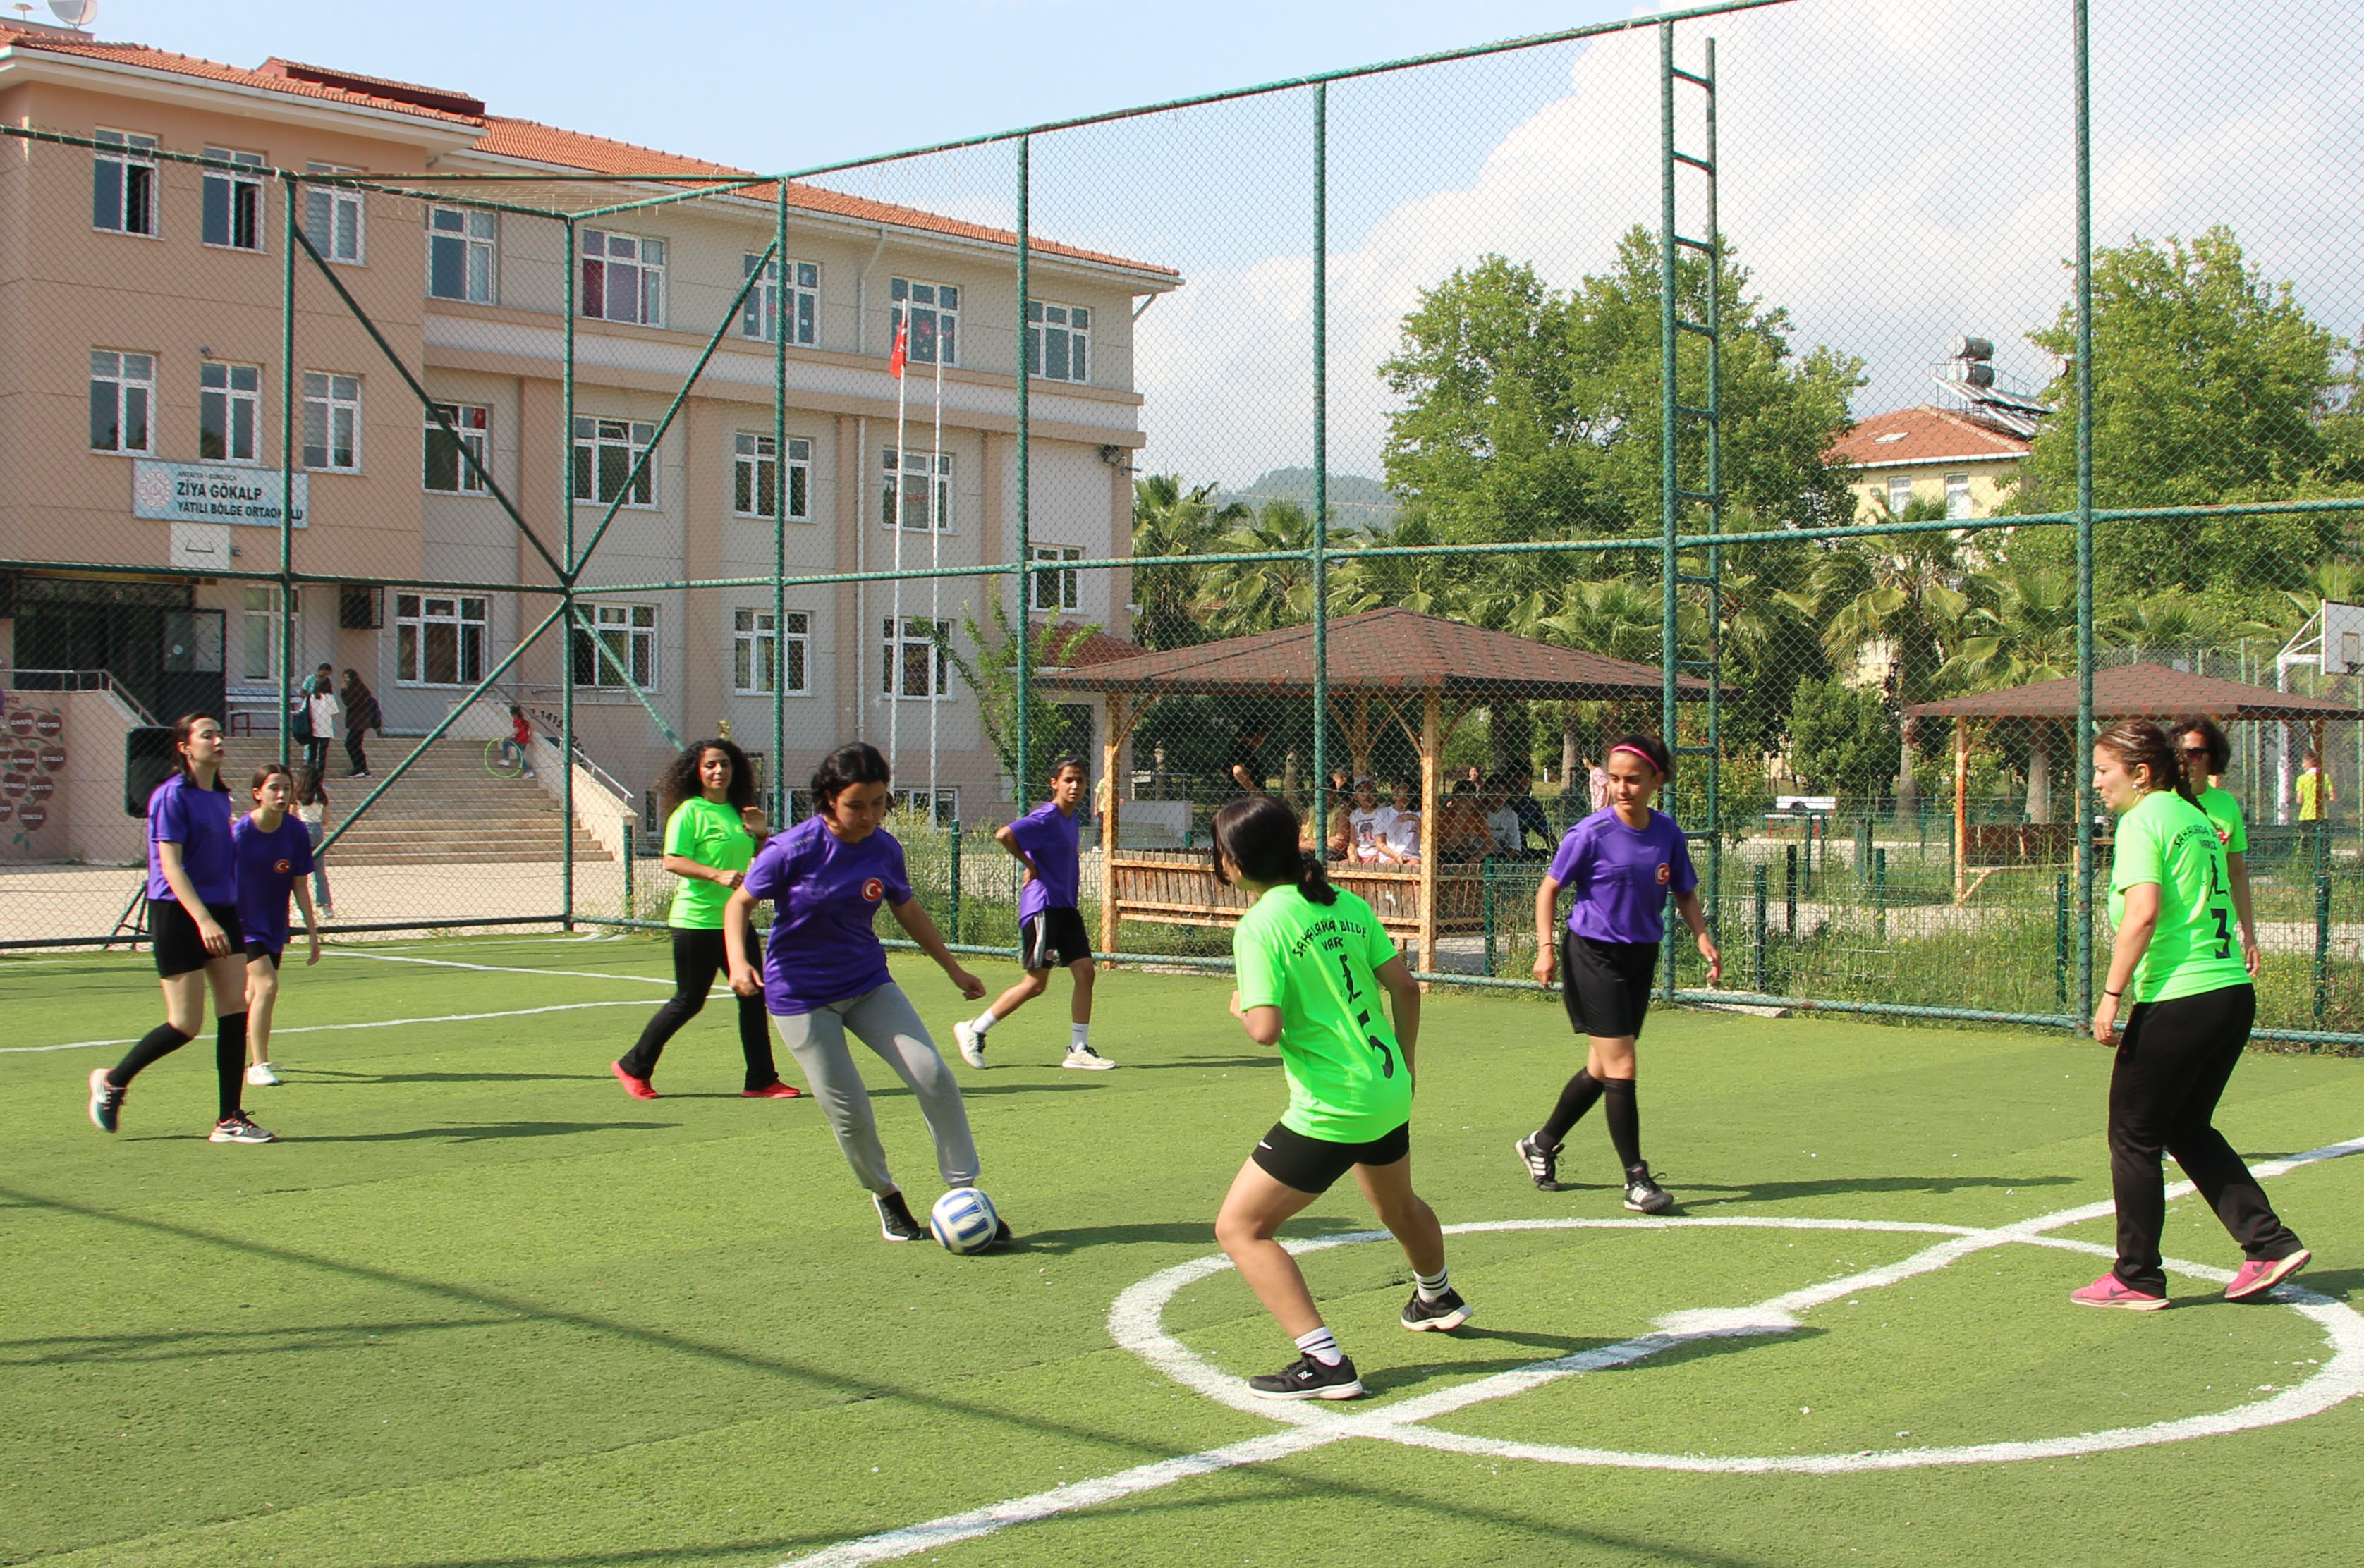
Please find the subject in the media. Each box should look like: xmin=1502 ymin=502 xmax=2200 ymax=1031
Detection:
xmin=2169 ymin=715 xmax=2260 ymax=976
xmin=1210 ymin=795 xmax=1468 ymax=1402
xmin=2078 ymin=721 xmax=2307 ymax=1311
xmin=611 ymin=739 xmax=801 ymax=1101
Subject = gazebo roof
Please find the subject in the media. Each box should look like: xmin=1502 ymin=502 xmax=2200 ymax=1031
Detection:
xmin=1905 ymin=661 xmax=2358 ymax=722
xmin=1038 ymin=607 xmax=1709 ymax=701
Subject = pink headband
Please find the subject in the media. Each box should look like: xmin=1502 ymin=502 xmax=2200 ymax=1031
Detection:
xmin=1609 ymin=744 xmax=1661 ymax=771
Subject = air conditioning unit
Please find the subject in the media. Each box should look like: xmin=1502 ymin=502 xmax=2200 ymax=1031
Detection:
xmin=339 ymin=584 xmax=384 ymax=629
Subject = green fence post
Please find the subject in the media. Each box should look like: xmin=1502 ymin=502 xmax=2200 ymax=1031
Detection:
xmin=1857 ymin=817 xmax=1873 ymax=889
xmin=623 ymin=822 xmax=634 ymax=925
xmin=949 ymin=821 xmax=963 ymax=945
xmin=2317 ymin=874 xmax=2334 ymax=1029
xmin=1482 ymin=857 xmax=1497 ymax=976
xmin=1872 ymin=846 xmax=1887 ymax=941
xmin=2055 ymin=871 xmax=2070 ymax=1009
xmin=1752 ymin=862 xmax=1767 ymax=993
xmin=1784 ymin=842 xmax=1798 ymax=935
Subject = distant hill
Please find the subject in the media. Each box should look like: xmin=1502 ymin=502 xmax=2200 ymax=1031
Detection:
xmin=1214 ymin=468 xmax=1399 ymax=532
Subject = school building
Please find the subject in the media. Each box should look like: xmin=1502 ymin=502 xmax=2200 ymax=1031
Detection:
xmin=0 ymin=16 xmax=1174 ymax=862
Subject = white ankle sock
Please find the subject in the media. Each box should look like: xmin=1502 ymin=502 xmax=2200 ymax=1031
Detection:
xmin=1293 ymin=1325 xmax=1343 ymax=1366
xmin=1415 ymin=1266 xmax=1451 ymax=1303
xmin=1070 ymin=1024 xmax=1090 ymax=1050
xmin=970 ymin=1011 xmax=997 ymax=1035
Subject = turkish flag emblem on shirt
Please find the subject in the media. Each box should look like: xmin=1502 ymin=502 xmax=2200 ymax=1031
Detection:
xmin=862 ymin=877 xmax=886 ymax=902
xmin=888 ymin=321 xmax=908 ymax=380
xmin=1656 ymin=863 xmax=1671 ymax=885
xmin=274 ymin=859 xmax=292 ymax=875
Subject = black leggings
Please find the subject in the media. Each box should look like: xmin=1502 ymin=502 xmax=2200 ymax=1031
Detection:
xmin=2108 ymin=982 xmax=2302 ymax=1295
xmin=616 ymin=926 xmax=779 ymax=1091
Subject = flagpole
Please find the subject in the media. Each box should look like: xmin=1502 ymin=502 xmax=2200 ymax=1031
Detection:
xmin=890 ymin=313 xmax=909 ymax=785
xmin=929 ymin=321 xmax=944 ymax=823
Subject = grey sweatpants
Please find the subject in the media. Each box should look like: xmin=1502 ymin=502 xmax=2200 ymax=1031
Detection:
xmin=772 ymin=982 xmax=977 ymax=1195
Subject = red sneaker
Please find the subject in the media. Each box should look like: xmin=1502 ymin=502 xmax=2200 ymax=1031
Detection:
xmin=741 ymin=1081 xmax=803 ymax=1098
xmin=2226 ymin=1249 xmax=2310 ymax=1301
xmin=2070 ymin=1272 xmax=2168 ymax=1311
xmin=610 ymin=1061 xmax=659 ymax=1100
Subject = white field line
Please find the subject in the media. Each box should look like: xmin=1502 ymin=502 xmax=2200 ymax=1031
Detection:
xmin=779 ymin=1132 xmax=2364 ymax=1568
xmin=1 ymin=998 xmax=670 ymax=1054
xmin=326 ymin=950 xmax=675 ymax=986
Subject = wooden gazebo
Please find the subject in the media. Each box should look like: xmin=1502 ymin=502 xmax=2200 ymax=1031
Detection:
xmin=1040 ymin=608 xmax=1707 ymax=970
xmin=1906 ymin=661 xmax=2358 ymax=900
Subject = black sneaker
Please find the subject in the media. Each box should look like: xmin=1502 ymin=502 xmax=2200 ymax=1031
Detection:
xmin=1514 ymin=1132 xmax=1564 ymax=1191
xmin=1246 ymin=1353 xmax=1363 ymax=1401
xmin=209 ymin=1113 xmax=276 ymax=1144
xmin=985 ymin=1217 xmax=1016 ymax=1250
xmin=1401 ymin=1288 xmax=1473 ymax=1332
xmin=88 ymin=1067 xmax=123 ymax=1133
xmin=875 ymin=1190 xmax=929 ymax=1242
xmin=1623 ymin=1165 xmax=1674 ymax=1214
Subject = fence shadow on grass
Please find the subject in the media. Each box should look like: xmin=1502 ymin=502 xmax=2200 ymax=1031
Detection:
xmin=296 ymin=1067 xmax=590 ymax=1086
xmin=1672 ymin=1172 xmax=2078 ymax=1204
xmin=293 ymin=1120 xmax=676 ymax=1143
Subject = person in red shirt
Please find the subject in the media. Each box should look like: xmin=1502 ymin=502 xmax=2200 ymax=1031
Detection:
xmin=504 ymin=705 xmax=538 ymax=779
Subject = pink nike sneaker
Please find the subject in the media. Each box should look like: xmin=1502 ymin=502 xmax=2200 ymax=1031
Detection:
xmin=2070 ymin=1273 xmax=2168 ymax=1311
xmin=2225 ymin=1250 xmax=2310 ymax=1302
xmin=610 ymin=1061 xmax=659 ymax=1100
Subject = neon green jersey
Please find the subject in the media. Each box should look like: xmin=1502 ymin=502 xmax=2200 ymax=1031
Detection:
xmin=664 ymin=797 xmax=755 ymax=929
xmin=2109 ymin=790 xmax=2248 ymax=1005
xmin=1233 ymin=885 xmax=1411 ymax=1144
xmin=2193 ymin=784 xmax=2246 ymax=856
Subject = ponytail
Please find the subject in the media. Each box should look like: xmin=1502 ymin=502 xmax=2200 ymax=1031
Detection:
xmin=1212 ymin=795 xmax=1334 ymax=902
xmin=1295 ymin=847 xmax=1339 ymax=907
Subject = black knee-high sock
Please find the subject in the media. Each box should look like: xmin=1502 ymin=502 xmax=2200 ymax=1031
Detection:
xmin=110 ymin=1023 xmax=193 ymax=1089
xmin=215 ymin=1012 xmax=248 ymax=1122
xmin=1601 ymin=1077 xmax=1642 ymax=1171
xmin=1539 ymin=1070 xmax=1604 ymax=1145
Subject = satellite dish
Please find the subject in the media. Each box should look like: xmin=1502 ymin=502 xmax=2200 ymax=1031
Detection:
xmin=47 ymin=0 xmax=97 ymax=26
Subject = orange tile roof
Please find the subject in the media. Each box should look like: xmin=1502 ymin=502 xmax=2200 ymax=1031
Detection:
xmin=475 ymin=118 xmax=1176 ymax=277
xmin=1827 ymin=405 xmax=2030 ymax=470
xmin=0 ymin=25 xmax=482 ymax=124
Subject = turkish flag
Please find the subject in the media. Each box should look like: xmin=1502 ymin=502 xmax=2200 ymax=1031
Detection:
xmin=889 ymin=319 xmax=908 ymax=379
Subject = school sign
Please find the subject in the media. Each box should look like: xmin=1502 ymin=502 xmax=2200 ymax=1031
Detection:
xmin=132 ymin=462 xmax=308 ymax=528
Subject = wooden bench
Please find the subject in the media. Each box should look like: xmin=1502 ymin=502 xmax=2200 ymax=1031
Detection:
xmin=1106 ymin=850 xmax=1489 ymax=947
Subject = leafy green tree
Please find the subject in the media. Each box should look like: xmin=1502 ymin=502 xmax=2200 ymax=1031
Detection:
xmin=2015 ymin=226 xmax=2356 ymax=596
xmin=1786 ymin=676 xmax=1899 ymax=809
xmin=1190 ymin=498 xmax=1377 ymax=640
xmin=1131 ymin=473 xmax=1245 ymax=651
xmin=939 ymin=597 xmax=1100 ymax=795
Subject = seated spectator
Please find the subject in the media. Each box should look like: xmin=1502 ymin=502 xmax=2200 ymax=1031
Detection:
xmin=1377 ymin=777 xmax=1422 ymax=864
xmin=1346 ymin=776 xmax=1394 ymax=864
xmin=1436 ymin=779 xmax=1494 ymax=861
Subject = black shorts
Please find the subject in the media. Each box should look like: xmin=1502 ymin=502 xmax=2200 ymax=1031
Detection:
xmin=151 ymin=898 xmax=244 ymax=979
xmin=1020 ymin=907 xmax=1092 ymax=971
xmin=243 ymin=941 xmax=282 ymax=968
xmin=1561 ymin=931 xmax=1657 ymax=1040
xmin=1250 ymin=1120 xmax=1411 ymax=1196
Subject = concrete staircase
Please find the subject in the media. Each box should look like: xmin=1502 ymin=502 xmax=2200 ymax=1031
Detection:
xmin=221 ymin=738 xmax=614 ymax=867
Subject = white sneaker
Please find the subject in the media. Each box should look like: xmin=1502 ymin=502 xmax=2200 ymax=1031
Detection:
xmin=245 ymin=1062 xmax=281 ymax=1087
xmin=953 ymin=1019 xmax=988 ymax=1069
xmin=1063 ymin=1045 xmax=1117 ymax=1070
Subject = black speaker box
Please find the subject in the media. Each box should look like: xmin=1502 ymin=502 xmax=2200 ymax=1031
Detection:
xmin=125 ymin=727 xmax=174 ymax=817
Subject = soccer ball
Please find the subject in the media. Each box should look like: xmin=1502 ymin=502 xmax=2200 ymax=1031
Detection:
xmin=929 ymin=1187 xmax=1001 ymax=1254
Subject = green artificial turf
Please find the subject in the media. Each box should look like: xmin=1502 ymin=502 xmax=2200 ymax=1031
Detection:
xmin=2 ymin=935 xmax=2359 ymax=1567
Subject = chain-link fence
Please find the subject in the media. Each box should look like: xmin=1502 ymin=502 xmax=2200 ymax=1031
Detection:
xmin=2 ymin=0 xmax=2358 ymax=1047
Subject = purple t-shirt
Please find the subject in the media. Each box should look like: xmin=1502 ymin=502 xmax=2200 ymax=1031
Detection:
xmin=1007 ymin=799 xmax=1082 ymax=921
xmin=741 ymin=815 xmax=914 ymax=1015
xmin=231 ymin=813 xmax=315 ymax=953
xmin=146 ymin=772 xmax=238 ymax=905
xmin=1547 ymin=807 xmax=1698 ymax=946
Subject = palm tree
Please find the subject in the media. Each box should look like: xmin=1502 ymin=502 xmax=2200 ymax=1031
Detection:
xmin=1131 ymin=474 xmax=1245 ymax=650
xmin=1190 ymin=499 xmax=1377 ymax=641
xmin=1939 ymin=561 xmax=2078 ymax=821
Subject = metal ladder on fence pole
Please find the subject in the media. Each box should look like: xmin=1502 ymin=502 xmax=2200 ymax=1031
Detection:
xmin=1659 ymin=22 xmax=1724 ymax=997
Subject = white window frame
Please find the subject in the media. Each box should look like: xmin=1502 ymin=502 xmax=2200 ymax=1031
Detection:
xmin=426 ymin=205 xmax=496 ymax=303
xmin=881 ymin=616 xmax=951 ymax=700
xmin=1886 ymin=476 xmax=1912 ymax=515
xmin=1026 ymin=299 xmax=1090 ymax=384
xmin=733 ymin=608 xmax=810 ymax=696
xmin=423 ymin=402 xmax=491 ymax=494
xmin=303 ymin=164 xmax=365 ymax=264
xmin=93 ymin=129 xmax=159 ymax=236
xmin=1944 ymin=473 xmax=1973 ymax=520
xmin=879 ymin=447 xmax=952 ymax=532
xmin=896 ymin=786 xmax=958 ymax=826
xmin=573 ymin=603 xmax=658 ymax=690
xmin=89 ymin=350 xmax=156 ymax=454
xmin=200 ymin=361 xmax=262 ymax=465
xmin=394 ymin=592 xmax=488 ymax=687
xmin=573 ymin=417 xmax=657 ymax=508
xmin=302 ymin=372 xmax=362 ymax=472
xmin=733 ymin=432 xmax=811 ymax=521
xmin=240 ymin=586 xmax=298 ymax=683
xmin=889 ymin=277 xmax=958 ymax=367
xmin=201 ymin=148 xmax=265 ymax=252
xmin=580 ymin=229 xmax=665 ymax=326
xmin=1031 ymin=545 xmax=1083 ymax=612
xmin=742 ymin=255 xmax=818 ymax=345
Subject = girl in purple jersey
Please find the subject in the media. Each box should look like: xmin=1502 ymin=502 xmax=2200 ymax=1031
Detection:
xmin=233 ymin=762 xmax=322 ymax=1088
xmin=1515 ymin=733 xmax=1719 ymax=1213
xmin=87 ymin=713 xmax=272 ymax=1144
xmin=724 ymin=742 xmax=1001 ymax=1244
xmin=954 ymin=758 xmax=1114 ymax=1070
